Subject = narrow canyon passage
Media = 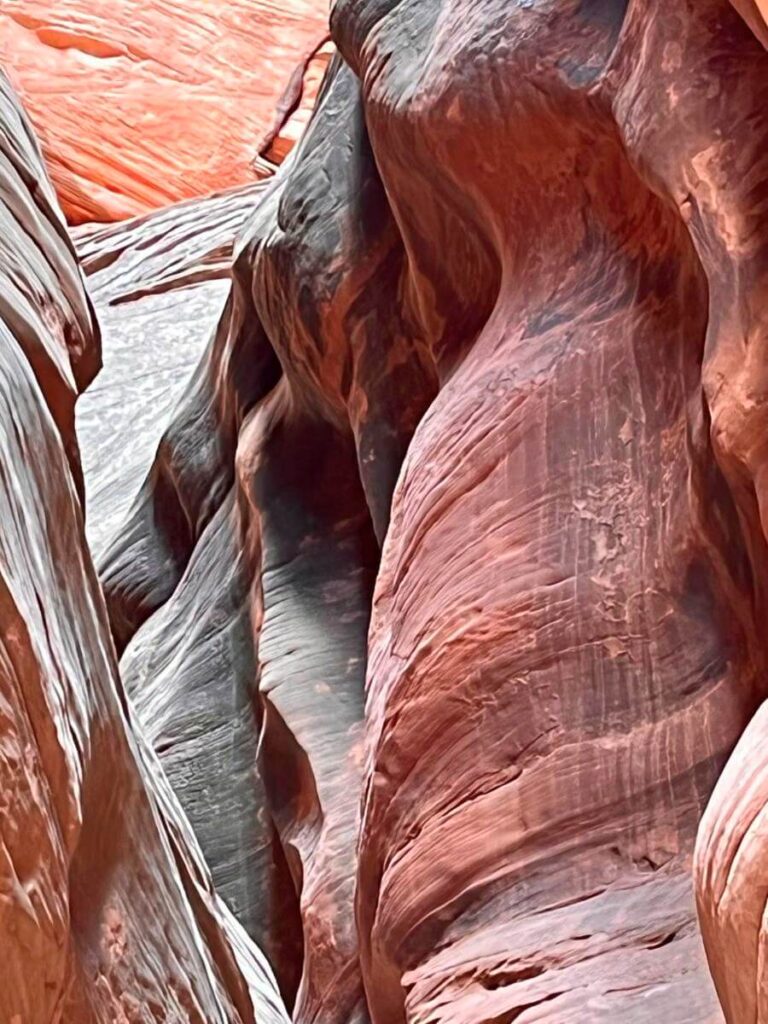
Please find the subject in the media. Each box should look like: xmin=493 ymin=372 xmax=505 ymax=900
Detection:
xmin=1 ymin=1 xmax=768 ymax=1023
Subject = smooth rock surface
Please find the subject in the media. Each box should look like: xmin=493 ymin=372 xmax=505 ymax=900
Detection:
xmin=76 ymin=181 xmax=304 ymax=1005
xmin=97 ymin=3 xmax=768 ymax=1022
xmin=342 ymin=2 xmax=765 ymax=1020
xmin=28 ymin=1 xmax=767 ymax=1022
xmin=0 ymin=66 xmax=289 ymax=1024
xmin=733 ymin=0 xmax=768 ymax=43
xmin=74 ymin=184 xmax=265 ymax=559
xmin=0 ymin=0 xmax=329 ymax=221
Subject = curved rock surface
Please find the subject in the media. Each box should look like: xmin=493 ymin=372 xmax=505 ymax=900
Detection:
xmin=86 ymin=4 xmax=768 ymax=1024
xmin=75 ymin=185 xmax=305 ymax=1007
xmin=733 ymin=0 xmax=768 ymax=43
xmin=344 ymin=3 xmax=766 ymax=1020
xmin=0 ymin=66 xmax=289 ymax=1024
xmin=74 ymin=183 xmax=267 ymax=560
xmin=0 ymin=0 xmax=329 ymax=222
xmin=5 ymin=0 xmax=768 ymax=1022
xmin=96 ymin=2 xmax=768 ymax=1022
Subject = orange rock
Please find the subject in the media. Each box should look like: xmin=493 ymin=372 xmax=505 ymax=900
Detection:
xmin=732 ymin=0 xmax=768 ymax=43
xmin=0 ymin=0 xmax=329 ymax=223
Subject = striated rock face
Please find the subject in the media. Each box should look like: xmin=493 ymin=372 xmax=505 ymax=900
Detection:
xmin=74 ymin=187 xmax=305 ymax=1007
xmin=88 ymin=3 xmax=768 ymax=1024
xmin=74 ymin=183 xmax=267 ymax=561
xmin=342 ymin=3 xmax=766 ymax=1020
xmin=0 ymin=0 xmax=329 ymax=222
xmin=5 ymin=1 xmax=768 ymax=1023
xmin=0 ymin=68 xmax=289 ymax=1024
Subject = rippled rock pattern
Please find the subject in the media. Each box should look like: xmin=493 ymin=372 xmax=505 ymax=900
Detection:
xmin=75 ymin=185 xmax=306 ymax=1008
xmin=0 ymin=68 xmax=289 ymax=1024
xmin=74 ymin=184 xmax=267 ymax=560
xmin=4 ymin=1 xmax=768 ymax=1023
xmin=90 ymin=3 xmax=768 ymax=1023
xmin=0 ymin=0 xmax=329 ymax=222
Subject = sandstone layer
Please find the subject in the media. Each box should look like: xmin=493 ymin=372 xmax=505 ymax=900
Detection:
xmin=74 ymin=185 xmax=306 ymax=1008
xmin=3 ymin=1 xmax=768 ymax=1022
xmin=0 ymin=0 xmax=330 ymax=222
xmin=74 ymin=183 xmax=267 ymax=560
xmin=0 ymin=67 xmax=289 ymax=1024
xmin=90 ymin=3 xmax=768 ymax=1023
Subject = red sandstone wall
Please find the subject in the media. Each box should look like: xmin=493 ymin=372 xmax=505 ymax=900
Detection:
xmin=0 ymin=0 xmax=329 ymax=223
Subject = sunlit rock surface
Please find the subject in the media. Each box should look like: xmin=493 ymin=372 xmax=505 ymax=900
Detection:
xmin=0 ymin=67 xmax=289 ymax=1024
xmin=74 ymin=184 xmax=265 ymax=560
xmin=0 ymin=0 xmax=329 ymax=222
xmin=732 ymin=0 xmax=768 ymax=43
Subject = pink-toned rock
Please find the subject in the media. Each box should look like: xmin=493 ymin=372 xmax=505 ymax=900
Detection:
xmin=343 ymin=1 xmax=765 ymax=1017
xmin=10 ymin=0 xmax=765 ymax=1021
xmin=695 ymin=706 xmax=768 ymax=1022
xmin=0 ymin=67 xmax=289 ymax=1024
xmin=732 ymin=0 xmax=768 ymax=43
xmin=0 ymin=0 xmax=329 ymax=222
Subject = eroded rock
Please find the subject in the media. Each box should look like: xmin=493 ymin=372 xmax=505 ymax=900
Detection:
xmin=0 ymin=0 xmax=329 ymax=221
xmin=61 ymin=1 xmax=768 ymax=1021
xmin=0 ymin=66 xmax=288 ymax=1024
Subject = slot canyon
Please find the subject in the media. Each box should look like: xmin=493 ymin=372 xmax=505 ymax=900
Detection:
xmin=1 ymin=1 xmax=768 ymax=1022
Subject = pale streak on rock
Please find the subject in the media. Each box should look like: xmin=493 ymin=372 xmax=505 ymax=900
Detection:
xmin=0 ymin=67 xmax=289 ymax=1024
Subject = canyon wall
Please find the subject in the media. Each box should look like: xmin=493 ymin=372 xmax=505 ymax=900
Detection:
xmin=92 ymin=2 xmax=768 ymax=1022
xmin=3 ymin=1 xmax=768 ymax=1022
xmin=0 ymin=0 xmax=330 ymax=222
xmin=0 ymin=67 xmax=289 ymax=1024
